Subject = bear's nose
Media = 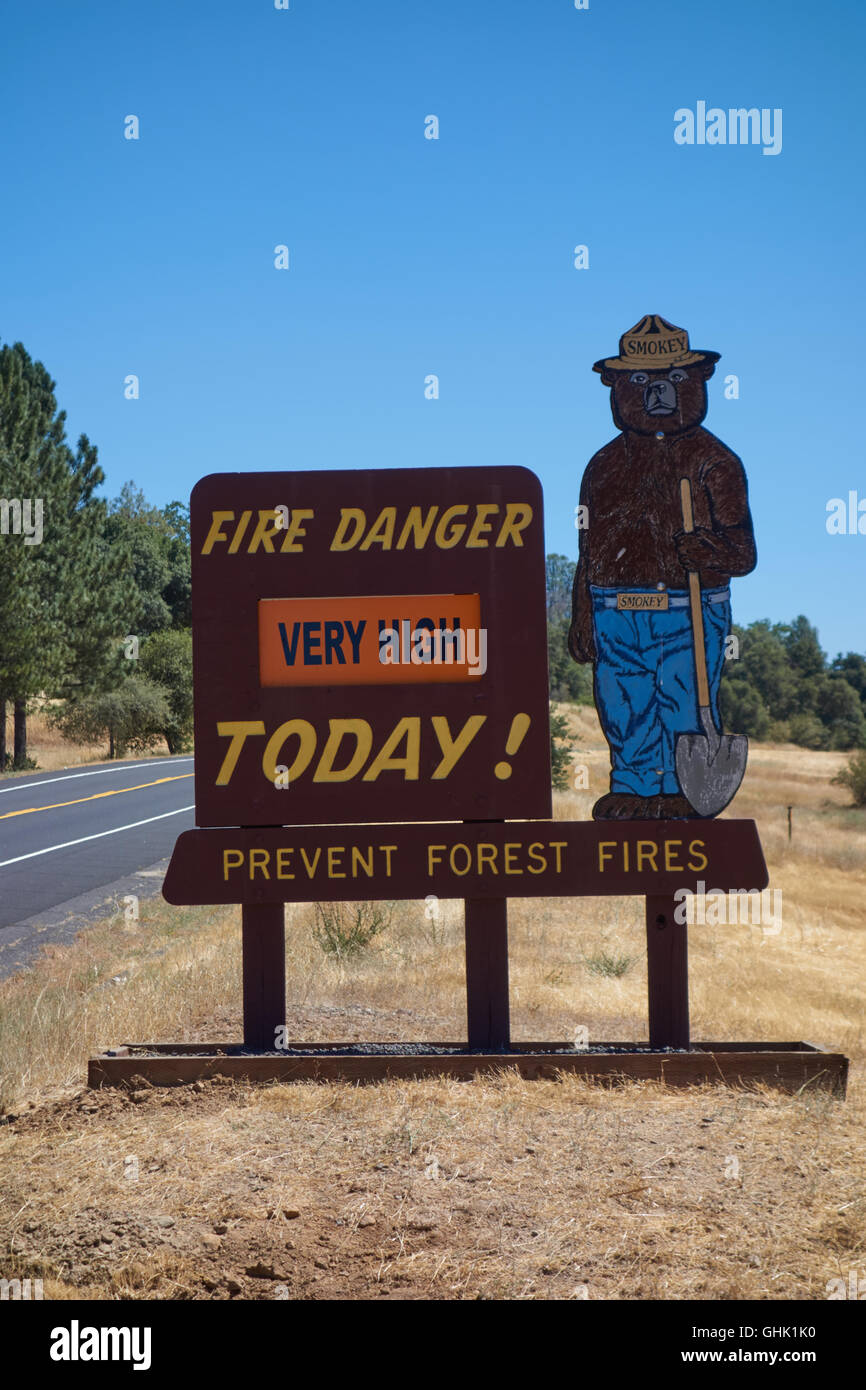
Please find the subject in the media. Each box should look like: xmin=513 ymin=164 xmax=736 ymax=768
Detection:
xmin=644 ymin=381 xmax=676 ymax=412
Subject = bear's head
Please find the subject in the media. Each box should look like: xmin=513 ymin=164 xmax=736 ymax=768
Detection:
xmin=599 ymin=360 xmax=715 ymax=438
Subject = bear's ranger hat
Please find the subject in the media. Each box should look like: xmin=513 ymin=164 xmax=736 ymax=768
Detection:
xmin=593 ymin=314 xmax=721 ymax=373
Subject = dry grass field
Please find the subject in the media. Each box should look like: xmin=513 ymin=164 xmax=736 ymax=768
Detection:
xmin=0 ymin=705 xmax=863 ymax=1301
xmin=0 ymin=705 xmax=172 ymax=775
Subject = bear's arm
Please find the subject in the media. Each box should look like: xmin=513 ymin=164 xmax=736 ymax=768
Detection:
xmin=697 ymin=446 xmax=757 ymax=577
xmin=568 ymin=463 xmax=595 ymax=663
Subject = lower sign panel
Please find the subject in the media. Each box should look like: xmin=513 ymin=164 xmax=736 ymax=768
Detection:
xmin=163 ymin=819 xmax=768 ymax=905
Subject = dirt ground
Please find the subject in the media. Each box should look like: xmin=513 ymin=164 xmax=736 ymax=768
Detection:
xmin=3 ymin=1048 xmax=863 ymax=1302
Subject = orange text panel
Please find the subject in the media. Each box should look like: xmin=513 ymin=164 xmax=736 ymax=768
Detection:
xmin=258 ymin=593 xmax=483 ymax=686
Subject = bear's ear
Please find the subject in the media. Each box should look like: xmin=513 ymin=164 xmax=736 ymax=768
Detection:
xmin=697 ymin=360 xmax=716 ymax=382
xmin=598 ymin=366 xmax=617 ymax=387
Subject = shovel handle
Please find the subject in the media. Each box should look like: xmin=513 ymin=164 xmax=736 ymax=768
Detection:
xmin=680 ymin=478 xmax=711 ymax=709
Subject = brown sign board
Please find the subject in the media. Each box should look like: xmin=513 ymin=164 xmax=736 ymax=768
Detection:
xmin=163 ymin=818 xmax=768 ymax=905
xmin=190 ymin=467 xmax=551 ymax=828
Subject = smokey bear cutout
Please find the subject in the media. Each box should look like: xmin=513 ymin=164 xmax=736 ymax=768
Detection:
xmin=569 ymin=315 xmax=756 ymax=821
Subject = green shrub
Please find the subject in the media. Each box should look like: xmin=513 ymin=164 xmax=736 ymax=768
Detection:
xmin=312 ymin=900 xmax=394 ymax=958
xmin=831 ymin=749 xmax=866 ymax=807
xmin=583 ymin=950 xmax=636 ymax=978
xmin=50 ymin=676 xmax=171 ymax=758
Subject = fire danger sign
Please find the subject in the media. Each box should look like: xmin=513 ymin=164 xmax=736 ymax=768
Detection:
xmin=190 ymin=466 xmax=551 ymax=827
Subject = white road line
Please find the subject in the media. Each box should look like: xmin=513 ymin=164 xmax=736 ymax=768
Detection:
xmin=0 ymin=806 xmax=196 ymax=868
xmin=0 ymin=759 xmax=194 ymax=796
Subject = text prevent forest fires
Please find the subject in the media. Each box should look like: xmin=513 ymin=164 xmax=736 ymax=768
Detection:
xmin=218 ymin=834 xmax=711 ymax=884
xmin=163 ymin=807 xmax=768 ymax=906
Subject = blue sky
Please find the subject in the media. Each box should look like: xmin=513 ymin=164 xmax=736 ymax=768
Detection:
xmin=1 ymin=0 xmax=864 ymax=658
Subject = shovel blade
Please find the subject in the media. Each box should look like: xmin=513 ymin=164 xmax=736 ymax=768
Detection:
xmin=675 ymin=731 xmax=749 ymax=818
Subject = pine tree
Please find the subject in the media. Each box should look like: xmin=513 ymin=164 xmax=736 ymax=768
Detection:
xmin=0 ymin=340 xmax=131 ymax=765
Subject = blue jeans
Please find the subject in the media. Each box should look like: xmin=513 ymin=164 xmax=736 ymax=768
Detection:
xmin=590 ymin=586 xmax=731 ymax=798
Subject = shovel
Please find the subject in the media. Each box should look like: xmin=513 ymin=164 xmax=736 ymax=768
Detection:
xmin=674 ymin=477 xmax=748 ymax=817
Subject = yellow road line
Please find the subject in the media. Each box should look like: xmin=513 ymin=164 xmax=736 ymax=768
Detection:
xmin=0 ymin=774 xmax=194 ymax=820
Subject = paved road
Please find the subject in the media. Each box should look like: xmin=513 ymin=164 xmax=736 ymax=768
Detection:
xmin=0 ymin=757 xmax=195 ymax=974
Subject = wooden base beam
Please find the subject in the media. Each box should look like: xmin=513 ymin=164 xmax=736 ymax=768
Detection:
xmin=87 ymin=1042 xmax=847 ymax=1095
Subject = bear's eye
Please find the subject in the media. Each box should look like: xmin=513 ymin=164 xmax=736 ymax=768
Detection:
xmin=629 ymin=372 xmax=649 ymax=384
xmin=668 ymin=369 xmax=687 ymax=383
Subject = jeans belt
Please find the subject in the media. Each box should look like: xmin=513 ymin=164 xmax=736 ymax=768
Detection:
xmin=595 ymin=586 xmax=730 ymax=609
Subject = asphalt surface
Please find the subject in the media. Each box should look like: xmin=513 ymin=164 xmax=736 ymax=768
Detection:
xmin=0 ymin=756 xmax=195 ymax=976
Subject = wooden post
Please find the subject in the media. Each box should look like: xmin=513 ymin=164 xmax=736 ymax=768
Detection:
xmin=787 ymin=805 xmax=793 ymax=841
xmin=645 ymin=894 xmax=689 ymax=1049
xmin=242 ymin=903 xmax=286 ymax=1050
xmin=464 ymin=897 xmax=510 ymax=1051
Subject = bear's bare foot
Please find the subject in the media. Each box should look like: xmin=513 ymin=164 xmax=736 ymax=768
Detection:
xmin=644 ymin=794 xmax=700 ymax=820
xmin=592 ymin=793 xmax=647 ymax=820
